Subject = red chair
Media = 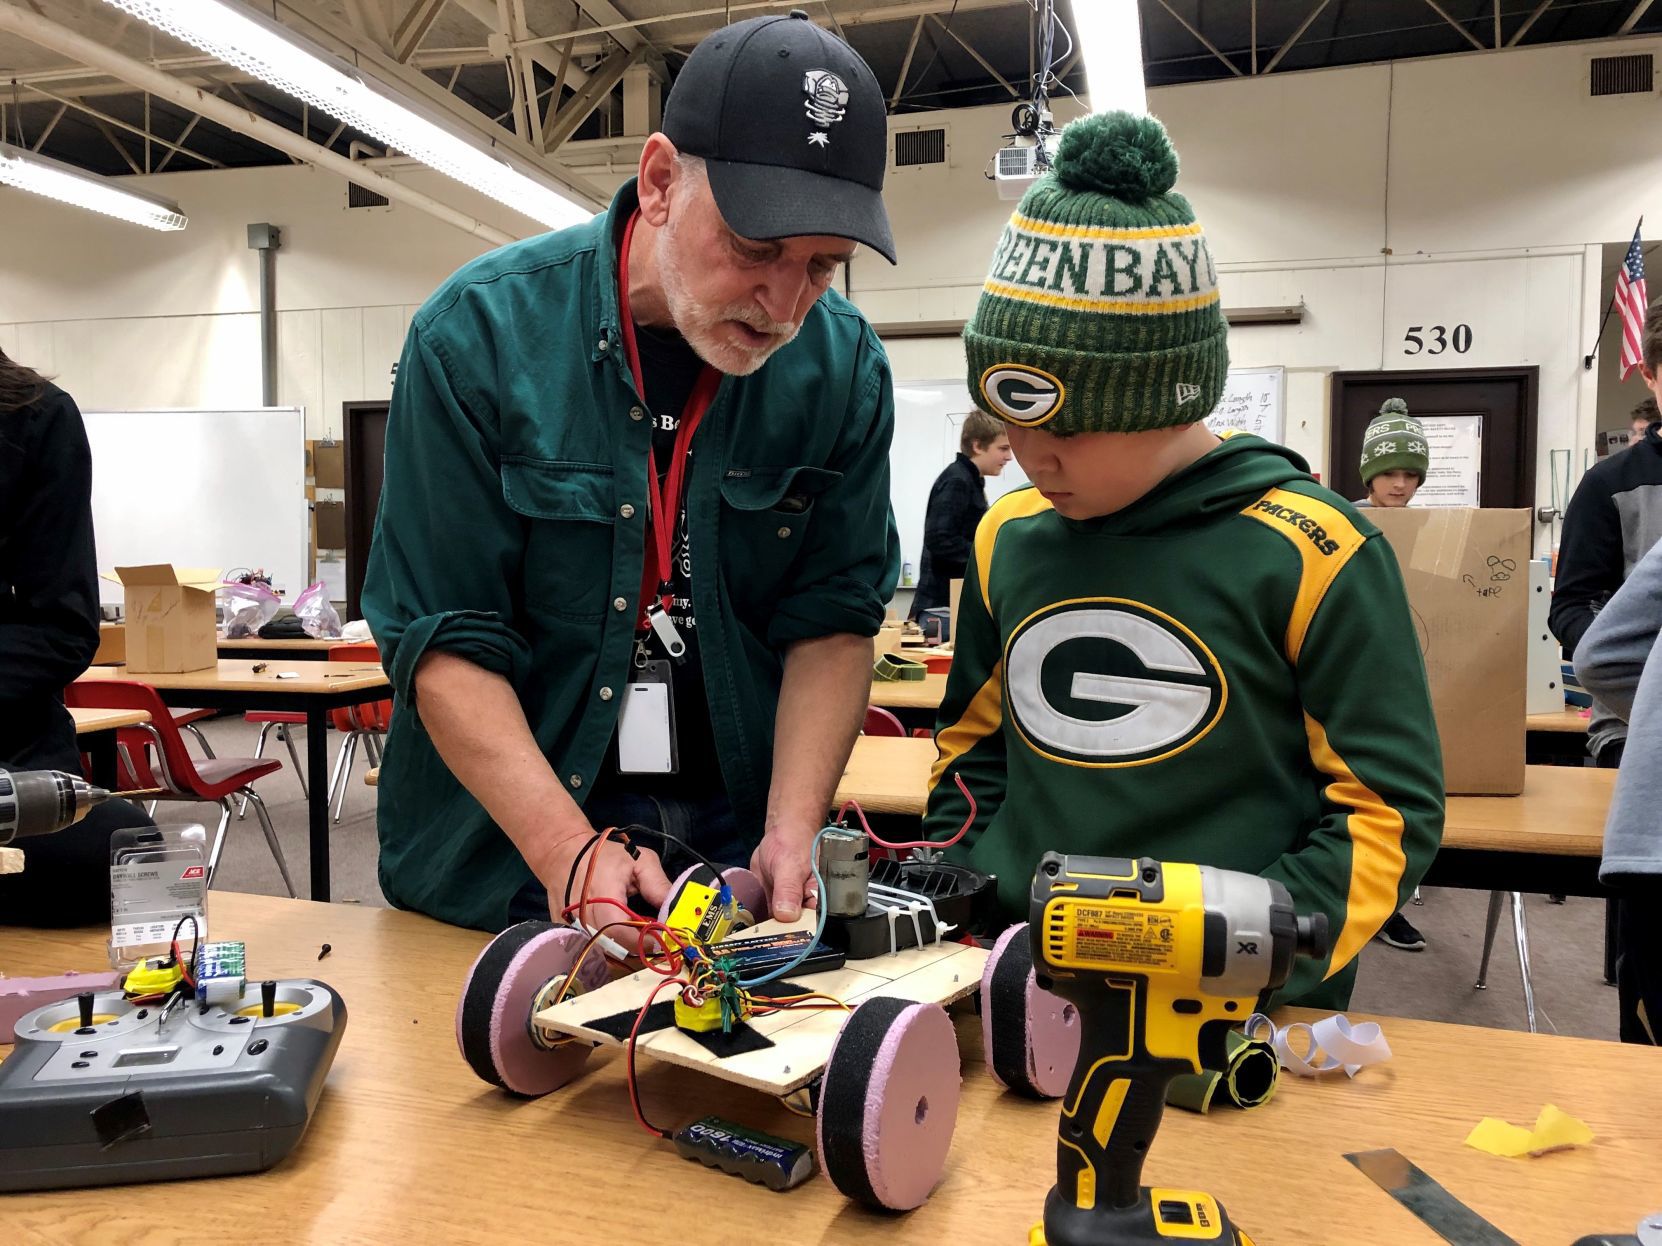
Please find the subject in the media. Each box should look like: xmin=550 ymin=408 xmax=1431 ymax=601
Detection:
xmin=64 ymin=680 xmax=296 ymax=897
xmin=862 ymin=705 xmax=906 ymax=737
xmin=326 ymin=643 xmax=390 ymax=821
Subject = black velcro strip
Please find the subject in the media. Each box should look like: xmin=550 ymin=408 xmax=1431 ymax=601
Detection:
xmin=988 ymin=932 xmax=1043 ymax=1097
xmin=819 ymin=996 xmax=912 ymax=1209
xmin=586 ymin=979 xmax=818 ymax=1058
xmin=458 ymin=921 xmax=555 ymax=1092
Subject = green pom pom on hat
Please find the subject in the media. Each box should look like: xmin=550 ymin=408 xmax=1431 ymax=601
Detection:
xmin=963 ymin=111 xmax=1229 ymax=436
xmin=1360 ymin=397 xmax=1430 ymax=486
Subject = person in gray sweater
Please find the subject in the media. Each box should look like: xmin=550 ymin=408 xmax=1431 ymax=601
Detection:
xmin=1573 ymin=538 xmax=1662 ymax=1045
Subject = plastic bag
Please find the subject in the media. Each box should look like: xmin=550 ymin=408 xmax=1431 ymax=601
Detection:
xmin=220 ymin=581 xmax=280 ymax=638
xmin=293 ymin=581 xmax=343 ymax=639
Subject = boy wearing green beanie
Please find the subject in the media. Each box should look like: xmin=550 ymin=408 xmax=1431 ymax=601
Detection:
xmin=926 ymin=111 xmax=1444 ymax=1007
xmin=1357 ymin=398 xmax=1430 ymax=508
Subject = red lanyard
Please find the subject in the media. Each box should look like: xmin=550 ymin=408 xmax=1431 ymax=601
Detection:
xmin=617 ymin=211 xmax=720 ymax=630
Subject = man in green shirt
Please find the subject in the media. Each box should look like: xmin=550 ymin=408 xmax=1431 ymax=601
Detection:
xmin=363 ymin=14 xmax=900 ymax=935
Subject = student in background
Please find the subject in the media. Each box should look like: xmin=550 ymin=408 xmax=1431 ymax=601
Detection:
xmin=1551 ymin=301 xmax=1662 ymax=768
xmin=911 ymin=410 xmax=1012 ymax=619
xmin=1572 ymin=539 xmax=1662 ymax=1045
xmin=0 ymin=347 xmax=153 ymax=926
xmin=1351 ymin=398 xmax=1433 ymax=952
xmin=925 ymin=111 xmax=1443 ymax=1008
xmin=1630 ymin=398 xmax=1659 ymax=445
xmin=1353 ymin=399 xmax=1428 ymax=509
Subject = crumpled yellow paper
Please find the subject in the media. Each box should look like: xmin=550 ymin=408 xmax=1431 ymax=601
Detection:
xmin=1465 ymin=1104 xmax=1594 ymax=1157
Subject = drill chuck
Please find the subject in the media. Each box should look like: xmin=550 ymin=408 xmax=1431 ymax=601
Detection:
xmin=0 ymin=769 xmax=112 ymax=845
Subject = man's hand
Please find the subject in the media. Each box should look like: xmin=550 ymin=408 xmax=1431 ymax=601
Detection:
xmin=534 ymin=830 xmax=673 ymax=953
xmin=750 ymin=822 xmax=822 ymax=923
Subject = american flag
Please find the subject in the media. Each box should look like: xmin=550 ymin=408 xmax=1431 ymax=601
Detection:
xmin=1616 ymin=221 xmax=1648 ymax=381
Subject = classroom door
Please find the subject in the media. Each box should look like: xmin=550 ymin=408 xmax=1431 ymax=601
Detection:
xmin=1328 ymin=367 xmax=1537 ymax=507
xmin=343 ymin=401 xmax=389 ymax=623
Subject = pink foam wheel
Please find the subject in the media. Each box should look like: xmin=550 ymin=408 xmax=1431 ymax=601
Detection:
xmin=455 ymin=922 xmax=608 ymax=1097
xmin=658 ymin=865 xmax=770 ymax=930
xmin=981 ymin=923 xmax=1079 ymax=1099
xmin=817 ymin=998 xmax=960 ymax=1211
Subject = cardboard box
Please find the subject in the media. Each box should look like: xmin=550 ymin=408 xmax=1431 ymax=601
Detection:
xmin=874 ymin=621 xmax=905 ymax=661
xmin=93 ymin=623 xmax=126 ymax=666
xmin=113 ymin=565 xmax=221 ymax=674
xmin=1371 ymin=509 xmax=1531 ymax=795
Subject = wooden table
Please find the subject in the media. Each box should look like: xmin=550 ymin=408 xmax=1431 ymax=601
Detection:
xmin=75 ymin=661 xmax=389 ymax=902
xmin=3 ymin=891 xmax=1658 ymax=1245
xmin=217 ymin=636 xmax=349 ymax=661
xmin=1526 ymin=709 xmax=1589 ymax=734
xmin=833 ymin=738 xmax=1615 ymax=896
xmin=69 ymin=706 xmax=151 ymax=788
xmin=869 ymin=671 xmax=948 ymax=713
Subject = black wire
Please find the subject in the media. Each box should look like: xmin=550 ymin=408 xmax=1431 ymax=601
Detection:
xmin=558 ymin=823 xmax=727 ymax=917
xmin=170 ymin=912 xmax=201 ymax=988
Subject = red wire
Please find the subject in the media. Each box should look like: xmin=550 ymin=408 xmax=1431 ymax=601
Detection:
xmin=847 ymin=773 xmax=978 ymax=852
xmin=627 ymin=977 xmax=685 ymax=1140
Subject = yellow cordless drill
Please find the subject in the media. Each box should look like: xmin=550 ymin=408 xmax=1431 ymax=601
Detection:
xmin=1028 ymin=853 xmax=1328 ymax=1246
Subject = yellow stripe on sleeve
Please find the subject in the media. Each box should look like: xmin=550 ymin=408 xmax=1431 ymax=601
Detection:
xmin=1304 ymin=710 xmax=1408 ymax=978
xmin=973 ymin=487 xmax=1054 ymax=605
xmin=1238 ymin=488 xmax=1367 ymax=661
xmin=930 ymin=659 xmax=1004 ymax=790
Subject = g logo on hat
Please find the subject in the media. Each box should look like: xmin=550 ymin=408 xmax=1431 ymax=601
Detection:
xmin=1004 ymin=598 xmax=1227 ymax=767
xmin=979 ymin=363 xmax=1065 ymax=426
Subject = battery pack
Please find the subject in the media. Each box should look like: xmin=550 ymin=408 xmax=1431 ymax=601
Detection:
xmin=672 ymin=1115 xmax=815 ymax=1191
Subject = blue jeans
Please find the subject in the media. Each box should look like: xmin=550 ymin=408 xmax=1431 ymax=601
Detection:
xmin=506 ymin=788 xmax=749 ymax=924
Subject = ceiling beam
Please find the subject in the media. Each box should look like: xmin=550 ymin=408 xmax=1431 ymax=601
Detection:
xmin=1153 ymin=0 xmax=1242 ymax=77
xmin=447 ymin=0 xmax=592 ymax=92
xmin=22 ymin=80 xmax=223 ymax=168
xmin=890 ymin=16 xmax=926 ymax=110
xmin=542 ymin=42 xmax=644 ymax=150
xmin=91 ymin=114 xmax=142 ymax=174
xmin=1507 ymin=0 xmax=1555 ymax=46
xmin=1618 ymin=0 xmax=1658 ymax=35
xmin=153 ymin=112 xmax=203 ymax=172
xmin=392 ymin=0 xmax=451 ymax=62
xmin=516 ymin=0 xmax=1009 ymax=55
xmin=29 ymin=100 xmax=67 ymax=151
xmin=927 ymin=12 xmax=1019 ymax=97
xmin=1263 ymin=0 xmax=1332 ymax=74
xmin=341 ymin=0 xmax=396 ymax=53
xmin=249 ymin=0 xmax=602 ymax=204
xmin=1418 ymin=0 xmax=1485 ymax=51
xmin=0 ymin=0 xmax=519 ymax=245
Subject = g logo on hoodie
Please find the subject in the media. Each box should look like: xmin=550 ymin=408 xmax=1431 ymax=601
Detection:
xmin=1004 ymin=598 xmax=1227 ymax=766
xmin=979 ymin=363 xmax=1065 ymax=427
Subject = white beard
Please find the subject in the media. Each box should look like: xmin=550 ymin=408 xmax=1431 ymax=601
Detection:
xmin=658 ymin=219 xmax=801 ymax=376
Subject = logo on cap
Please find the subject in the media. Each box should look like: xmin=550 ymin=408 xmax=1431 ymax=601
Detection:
xmin=980 ymin=363 xmax=1065 ymax=426
xmin=803 ymin=69 xmax=849 ymax=146
xmin=1176 ymin=382 xmax=1202 ymax=407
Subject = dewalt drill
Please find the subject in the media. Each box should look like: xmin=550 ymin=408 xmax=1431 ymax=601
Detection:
xmin=1028 ymin=853 xmax=1328 ymax=1246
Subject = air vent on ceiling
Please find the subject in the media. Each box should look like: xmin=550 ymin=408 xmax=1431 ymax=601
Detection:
xmin=348 ymin=182 xmax=390 ymax=209
xmin=1590 ymin=52 xmax=1653 ymax=97
xmin=894 ymin=126 xmax=948 ymax=169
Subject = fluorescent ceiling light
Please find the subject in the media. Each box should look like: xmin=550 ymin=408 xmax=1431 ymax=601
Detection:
xmin=1073 ymin=0 xmax=1148 ymax=116
xmin=97 ymin=0 xmax=589 ymax=230
xmin=0 ymin=141 xmax=187 ymax=230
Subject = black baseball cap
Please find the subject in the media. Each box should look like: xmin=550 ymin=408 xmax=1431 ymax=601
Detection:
xmin=662 ymin=10 xmax=895 ymax=264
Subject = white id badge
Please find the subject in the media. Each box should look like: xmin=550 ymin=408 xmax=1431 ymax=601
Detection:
xmin=617 ymin=663 xmax=678 ymax=774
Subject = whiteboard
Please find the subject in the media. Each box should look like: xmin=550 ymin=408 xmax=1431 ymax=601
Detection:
xmin=1203 ymin=367 xmax=1284 ymax=443
xmin=890 ymin=380 xmax=1028 ymax=587
xmin=890 ymin=368 xmax=1286 ymax=578
xmin=83 ymin=408 xmax=309 ymax=606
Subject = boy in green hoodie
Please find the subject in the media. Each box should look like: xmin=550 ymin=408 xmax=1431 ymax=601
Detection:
xmin=924 ymin=112 xmax=1445 ymax=1008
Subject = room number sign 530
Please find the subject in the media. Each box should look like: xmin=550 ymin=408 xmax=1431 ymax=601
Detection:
xmin=1403 ymin=324 xmax=1473 ymax=355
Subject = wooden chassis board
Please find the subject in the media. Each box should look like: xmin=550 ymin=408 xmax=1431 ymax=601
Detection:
xmin=535 ymin=919 xmax=989 ymax=1096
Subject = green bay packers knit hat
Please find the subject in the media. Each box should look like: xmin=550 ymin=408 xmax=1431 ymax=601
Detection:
xmin=964 ymin=111 xmax=1229 ymax=435
xmin=1360 ymin=398 xmax=1430 ymax=485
